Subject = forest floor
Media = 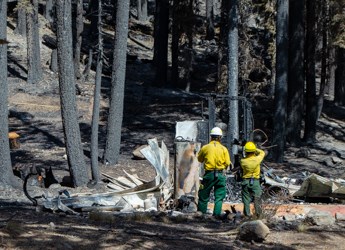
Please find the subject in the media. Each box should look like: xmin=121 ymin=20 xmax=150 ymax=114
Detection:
xmin=1 ymin=14 xmax=345 ymax=249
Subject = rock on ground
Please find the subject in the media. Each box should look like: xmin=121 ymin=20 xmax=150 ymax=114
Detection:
xmin=238 ymin=220 xmax=270 ymax=242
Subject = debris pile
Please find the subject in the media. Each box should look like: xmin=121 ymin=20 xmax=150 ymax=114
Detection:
xmin=40 ymin=138 xmax=174 ymax=214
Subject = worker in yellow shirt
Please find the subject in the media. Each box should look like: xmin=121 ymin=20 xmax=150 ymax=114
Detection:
xmin=240 ymin=141 xmax=265 ymax=218
xmin=197 ymin=127 xmax=231 ymax=216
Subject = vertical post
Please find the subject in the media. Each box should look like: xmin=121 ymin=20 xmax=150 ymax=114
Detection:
xmin=208 ymin=95 xmax=216 ymax=141
xmin=227 ymin=0 xmax=239 ymax=161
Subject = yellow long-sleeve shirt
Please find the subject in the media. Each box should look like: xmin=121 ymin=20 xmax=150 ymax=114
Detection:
xmin=240 ymin=149 xmax=265 ymax=179
xmin=197 ymin=140 xmax=231 ymax=171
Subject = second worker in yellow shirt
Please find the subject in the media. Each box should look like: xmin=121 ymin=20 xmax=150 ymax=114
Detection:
xmin=240 ymin=141 xmax=265 ymax=218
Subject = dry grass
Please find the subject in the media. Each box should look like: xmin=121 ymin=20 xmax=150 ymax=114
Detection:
xmin=296 ymin=222 xmax=309 ymax=233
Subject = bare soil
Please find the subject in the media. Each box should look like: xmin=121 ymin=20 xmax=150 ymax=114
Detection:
xmin=1 ymin=14 xmax=345 ymax=249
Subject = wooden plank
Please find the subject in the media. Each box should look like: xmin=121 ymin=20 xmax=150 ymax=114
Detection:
xmin=116 ymin=176 xmax=137 ymax=188
xmin=107 ymin=183 xmax=125 ymax=191
xmin=123 ymin=170 xmax=144 ymax=186
xmin=132 ymin=173 xmax=148 ymax=183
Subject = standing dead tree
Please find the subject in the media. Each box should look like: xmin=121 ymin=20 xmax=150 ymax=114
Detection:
xmin=56 ymin=0 xmax=89 ymax=186
xmin=103 ymin=1 xmax=130 ymax=165
xmin=26 ymin=0 xmax=43 ymax=84
xmin=90 ymin=0 xmax=103 ymax=183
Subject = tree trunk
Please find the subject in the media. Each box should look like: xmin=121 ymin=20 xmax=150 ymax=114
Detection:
xmin=14 ymin=0 xmax=26 ymax=36
xmin=217 ymin=0 xmax=230 ymax=93
xmin=171 ymin=0 xmax=194 ymax=91
xmin=50 ymin=49 xmax=58 ymax=73
xmin=286 ymin=0 xmax=304 ymax=145
xmin=171 ymin=0 xmax=179 ymax=87
xmin=103 ymin=1 xmax=130 ymax=165
xmin=205 ymin=0 xmax=215 ymax=40
xmin=73 ymin=0 xmax=84 ymax=79
xmin=334 ymin=48 xmax=345 ymax=106
xmin=26 ymin=0 xmax=42 ymax=84
xmin=137 ymin=0 xmax=148 ymax=21
xmin=44 ymin=0 xmax=55 ymax=25
xmin=0 ymin=0 xmax=17 ymax=188
xmin=304 ymin=0 xmax=317 ymax=143
xmin=88 ymin=0 xmax=98 ymax=42
xmin=153 ymin=0 xmax=169 ymax=86
xmin=227 ymin=0 xmax=239 ymax=159
xmin=317 ymin=0 xmax=329 ymax=119
xmin=271 ymin=0 xmax=289 ymax=163
xmin=91 ymin=0 xmax=103 ymax=183
xmin=56 ymin=0 xmax=89 ymax=187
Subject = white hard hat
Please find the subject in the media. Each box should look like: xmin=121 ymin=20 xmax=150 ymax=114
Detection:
xmin=210 ymin=127 xmax=223 ymax=136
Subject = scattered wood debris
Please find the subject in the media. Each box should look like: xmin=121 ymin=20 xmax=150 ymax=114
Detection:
xmin=41 ymin=138 xmax=173 ymax=214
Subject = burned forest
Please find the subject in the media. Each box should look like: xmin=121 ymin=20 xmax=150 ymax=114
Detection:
xmin=1 ymin=0 xmax=345 ymax=249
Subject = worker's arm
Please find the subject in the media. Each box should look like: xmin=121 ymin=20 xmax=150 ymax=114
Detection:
xmin=197 ymin=149 xmax=204 ymax=163
xmin=224 ymin=147 xmax=231 ymax=168
xmin=255 ymin=148 xmax=265 ymax=162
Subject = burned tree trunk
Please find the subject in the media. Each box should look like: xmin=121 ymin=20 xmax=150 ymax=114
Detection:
xmin=103 ymin=1 xmax=130 ymax=165
xmin=286 ymin=0 xmax=304 ymax=145
xmin=303 ymin=0 xmax=317 ymax=143
xmin=42 ymin=35 xmax=58 ymax=73
xmin=334 ymin=48 xmax=345 ymax=106
xmin=171 ymin=0 xmax=194 ymax=91
xmin=271 ymin=0 xmax=289 ymax=163
xmin=26 ymin=0 xmax=43 ymax=84
xmin=137 ymin=0 xmax=148 ymax=21
xmin=217 ymin=0 xmax=230 ymax=92
xmin=153 ymin=0 xmax=169 ymax=86
xmin=44 ymin=0 xmax=55 ymax=25
xmin=0 ymin=1 xmax=18 ymax=188
xmin=205 ymin=0 xmax=215 ymax=40
xmin=56 ymin=0 xmax=89 ymax=186
xmin=73 ymin=0 xmax=84 ymax=79
xmin=14 ymin=0 xmax=26 ymax=36
xmin=91 ymin=0 xmax=103 ymax=183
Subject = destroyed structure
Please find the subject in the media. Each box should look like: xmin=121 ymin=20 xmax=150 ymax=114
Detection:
xmin=23 ymin=95 xmax=345 ymax=217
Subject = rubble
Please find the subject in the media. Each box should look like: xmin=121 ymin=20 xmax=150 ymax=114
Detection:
xmin=40 ymin=138 xmax=173 ymax=213
xmin=28 ymin=120 xmax=345 ymax=225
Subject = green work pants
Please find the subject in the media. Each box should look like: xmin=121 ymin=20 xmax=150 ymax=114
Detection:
xmin=198 ymin=171 xmax=226 ymax=216
xmin=241 ymin=178 xmax=262 ymax=217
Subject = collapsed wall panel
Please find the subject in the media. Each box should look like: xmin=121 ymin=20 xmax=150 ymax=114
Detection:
xmin=174 ymin=141 xmax=201 ymax=203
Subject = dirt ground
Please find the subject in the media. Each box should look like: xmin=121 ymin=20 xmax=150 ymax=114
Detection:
xmin=2 ymin=14 xmax=345 ymax=249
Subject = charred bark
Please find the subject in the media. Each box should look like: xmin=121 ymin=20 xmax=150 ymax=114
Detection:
xmin=91 ymin=0 xmax=103 ymax=183
xmin=56 ymin=0 xmax=89 ymax=186
xmin=26 ymin=0 xmax=43 ymax=84
xmin=205 ymin=0 xmax=215 ymax=40
xmin=103 ymin=1 xmax=130 ymax=165
xmin=286 ymin=0 xmax=304 ymax=145
xmin=0 ymin=0 xmax=18 ymax=187
xmin=304 ymin=0 xmax=317 ymax=143
xmin=334 ymin=48 xmax=345 ymax=106
xmin=271 ymin=0 xmax=289 ymax=163
xmin=153 ymin=0 xmax=169 ymax=86
xmin=14 ymin=0 xmax=26 ymax=36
